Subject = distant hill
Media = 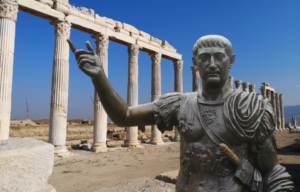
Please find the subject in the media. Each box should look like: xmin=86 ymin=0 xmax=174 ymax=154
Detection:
xmin=284 ymin=105 xmax=300 ymax=124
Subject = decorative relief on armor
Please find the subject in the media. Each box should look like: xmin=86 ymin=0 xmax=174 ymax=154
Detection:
xmin=201 ymin=108 xmax=217 ymax=124
xmin=151 ymin=52 xmax=161 ymax=65
xmin=128 ymin=44 xmax=139 ymax=57
xmin=55 ymin=21 xmax=71 ymax=37
xmin=0 ymin=0 xmax=18 ymax=22
xmin=173 ymin=60 xmax=183 ymax=71
xmin=178 ymin=115 xmax=191 ymax=133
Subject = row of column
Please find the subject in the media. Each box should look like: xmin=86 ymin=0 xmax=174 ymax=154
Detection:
xmin=0 ymin=5 xmax=184 ymax=155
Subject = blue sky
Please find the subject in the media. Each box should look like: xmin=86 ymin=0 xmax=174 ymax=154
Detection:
xmin=11 ymin=0 xmax=300 ymax=120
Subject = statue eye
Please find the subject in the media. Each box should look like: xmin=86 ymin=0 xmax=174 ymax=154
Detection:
xmin=199 ymin=55 xmax=207 ymax=61
xmin=216 ymin=53 xmax=225 ymax=61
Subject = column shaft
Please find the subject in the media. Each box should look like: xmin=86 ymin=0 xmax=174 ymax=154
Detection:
xmin=49 ymin=20 xmax=71 ymax=156
xmin=249 ymin=84 xmax=256 ymax=93
xmin=124 ymin=44 xmax=140 ymax=147
xmin=234 ymin=80 xmax=242 ymax=89
xmin=276 ymin=93 xmax=282 ymax=130
xmin=150 ymin=52 xmax=164 ymax=145
xmin=271 ymin=91 xmax=278 ymax=131
xmin=242 ymin=82 xmax=249 ymax=92
xmin=173 ymin=60 xmax=183 ymax=141
xmin=280 ymin=94 xmax=285 ymax=130
xmin=228 ymin=76 xmax=234 ymax=89
xmin=0 ymin=0 xmax=18 ymax=140
xmin=91 ymin=34 xmax=109 ymax=152
xmin=191 ymin=66 xmax=200 ymax=91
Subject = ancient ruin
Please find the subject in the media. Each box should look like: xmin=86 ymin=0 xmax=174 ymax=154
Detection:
xmin=0 ymin=0 xmax=183 ymax=156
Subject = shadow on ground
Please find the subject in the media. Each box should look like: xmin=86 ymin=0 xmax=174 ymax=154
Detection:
xmin=277 ymin=144 xmax=300 ymax=156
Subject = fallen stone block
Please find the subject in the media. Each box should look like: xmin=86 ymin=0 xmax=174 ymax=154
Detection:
xmin=0 ymin=138 xmax=54 ymax=192
xmin=155 ymin=170 xmax=179 ymax=184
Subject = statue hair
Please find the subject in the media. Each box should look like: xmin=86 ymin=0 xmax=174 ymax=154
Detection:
xmin=192 ymin=35 xmax=234 ymax=57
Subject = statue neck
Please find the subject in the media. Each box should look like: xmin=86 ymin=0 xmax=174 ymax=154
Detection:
xmin=201 ymin=80 xmax=233 ymax=101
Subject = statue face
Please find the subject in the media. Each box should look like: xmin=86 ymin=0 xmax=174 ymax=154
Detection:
xmin=195 ymin=47 xmax=234 ymax=87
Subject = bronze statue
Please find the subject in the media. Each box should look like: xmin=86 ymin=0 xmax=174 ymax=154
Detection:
xmin=67 ymin=35 xmax=295 ymax=192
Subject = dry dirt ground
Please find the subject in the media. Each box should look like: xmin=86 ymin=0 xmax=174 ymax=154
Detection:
xmin=48 ymin=131 xmax=300 ymax=192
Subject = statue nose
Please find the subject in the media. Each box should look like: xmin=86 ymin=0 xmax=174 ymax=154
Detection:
xmin=208 ymin=56 xmax=217 ymax=70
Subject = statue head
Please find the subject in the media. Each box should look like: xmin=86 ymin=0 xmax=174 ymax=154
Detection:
xmin=192 ymin=35 xmax=235 ymax=88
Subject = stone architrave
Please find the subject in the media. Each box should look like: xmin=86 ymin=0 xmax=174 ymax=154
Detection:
xmin=234 ymin=80 xmax=242 ymax=89
xmin=91 ymin=34 xmax=109 ymax=152
xmin=228 ymin=76 xmax=234 ymax=88
xmin=0 ymin=0 xmax=18 ymax=140
xmin=276 ymin=93 xmax=282 ymax=130
xmin=191 ymin=66 xmax=200 ymax=91
xmin=0 ymin=138 xmax=54 ymax=192
xmin=124 ymin=44 xmax=140 ymax=147
xmin=191 ymin=57 xmax=200 ymax=91
xmin=271 ymin=91 xmax=278 ymax=131
xmin=242 ymin=82 xmax=250 ymax=92
xmin=279 ymin=94 xmax=285 ymax=130
xmin=150 ymin=52 xmax=164 ymax=145
xmin=49 ymin=20 xmax=72 ymax=156
xmin=249 ymin=84 xmax=256 ymax=93
xmin=173 ymin=60 xmax=183 ymax=141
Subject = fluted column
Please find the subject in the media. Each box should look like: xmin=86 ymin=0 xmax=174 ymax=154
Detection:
xmin=91 ymin=34 xmax=109 ymax=152
xmin=249 ymin=84 xmax=256 ymax=93
xmin=260 ymin=88 xmax=266 ymax=98
xmin=124 ymin=44 xmax=140 ymax=147
xmin=49 ymin=20 xmax=71 ymax=156
xmin=271 ymin=91 xmax=278 ymax=131
xmin=242 ymin=82 xmax=249 ymax=92
xmin=0 ymin=0 xmax=18 ymax=140
xmin=228 ymin=76 xmax=234 ymax=88
xmin=150 ymin=52 xmax=164 ymax=145
xmin=279 ymin=94 xmax=285 ymax=130
xmin=234 ymin=80 xmax=242 ymax=89
xmin=173 ymin=60 xmax=183 ymax=141
xmin=276 ymin=93 xmax=282 ymax=131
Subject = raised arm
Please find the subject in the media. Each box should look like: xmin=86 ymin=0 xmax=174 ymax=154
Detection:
xmin=67 ymin=40 xmax=155 ymax=127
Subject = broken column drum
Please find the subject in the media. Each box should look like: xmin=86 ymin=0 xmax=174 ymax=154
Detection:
xmin=173 ymin=60 xmax=183 ymax=141
xmin=242 ymin=82 xmax=249 ymax=92
xmin=0 ymin=0 xmax=18 ymax=140
xmin=124 ymin=44 xmax=140 ymax=147
xmin=234 ymin=80 xmax=242 ymax=89
xmin=150 ymin=52 xmax=164 ymax=145
xmin=91 ymin=34 xmax=109 ymax=152
xmin=249 ymin=84 xmax=256 ymax=93
xmin=49 ymin=20 xmax=71 ymax=155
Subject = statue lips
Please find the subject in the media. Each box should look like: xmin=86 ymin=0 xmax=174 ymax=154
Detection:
xmin=205 ymin=71 xmax=220 ymax=78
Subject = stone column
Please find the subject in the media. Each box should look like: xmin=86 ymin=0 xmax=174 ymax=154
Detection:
xmin=173 ymin=60 xmax=183 ymax=141
xmin=91 ymin=34 xmax=109 ymax=152
xmin=249 ymin=84 xmax=256 ymax=93
xmin=260 ymin=88 xmax=266 ymax=98
xmin=49 ymin=20 xmax=71 ymax=156
xmin=271 ymin=91 xmax=278 ymax=131
xmin=150 ymin=52 xmax=164 ymax=145
xmin=124 ymin=44 xmax=140 ymax=147
xmin=267 ymin=90 xmax=271 ymax=101
xmin=242 ymin=82 xmax=249 ymax=92
xmin=279 ymin=94 xmax=285 ymax=130
xmin=191 ymin=66 xmax=200 ymax=92
xmin=0 ymin=0 xmax=18 ymax=140
xmin=276 ymin=93 xmax=282 ymax=131
xmin=234 ymin=80 xmax=242 ymax=89
xmin=228 ymin=76 xmax=234 ymax=88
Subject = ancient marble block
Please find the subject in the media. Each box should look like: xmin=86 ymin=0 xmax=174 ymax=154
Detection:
xmin=0 ymin=138 xmax=54 ymax=192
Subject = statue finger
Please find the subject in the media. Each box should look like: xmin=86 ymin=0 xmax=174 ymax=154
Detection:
xmin=67 ymin=39 xmax=77 ymax=53
xmin=78 ymin=59 xmax=95 ymax=70
xmin=74 ymin=49 xmax=93 ymax=60
xmin=86 ymin=41 xmax=96 ymax=55
xmin=77 ymin=54 xmax=95 ymax=64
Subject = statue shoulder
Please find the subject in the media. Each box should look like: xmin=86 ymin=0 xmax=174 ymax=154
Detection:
xmin=224 ymin=91 xmax=275 ymax=141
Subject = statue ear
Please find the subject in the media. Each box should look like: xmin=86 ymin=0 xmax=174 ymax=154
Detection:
xmin=229 ymin=54 xmax=235 ymax=69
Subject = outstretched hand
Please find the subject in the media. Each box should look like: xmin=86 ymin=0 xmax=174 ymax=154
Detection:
xmin=67 ymin=39 xmax=102 ymax=78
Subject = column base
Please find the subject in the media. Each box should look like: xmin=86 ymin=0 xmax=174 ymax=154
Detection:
xmin=91 ymin=142 xmax=108 ymax=153
xmin=172 ymin=137 xmax=180 ymax=142
xmin=54 ymin=146 xmax=72 ymax=157
xmin=275 ymin=128 xmax=279 ymax=132
xmin=149 ymin=139 xmax=164 ymax=145
xmin=123 ymin=140 xmax=142 ymax=148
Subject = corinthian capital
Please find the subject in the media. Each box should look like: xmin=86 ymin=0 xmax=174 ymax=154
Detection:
xmin=151 ymin=52 xmax=161 ymax=65
xmin=173 ymin=60 xmax=183 ymax=71
xmin=191 ymin=66 xmax=199 ymax=76
xmin=128 ymin=44 xmax=139 ymax=57
xmin=0 ymin=0 xmax=18 ymax=22
xmin=92 ymin=34 xmax=109 ymax=49
xmin=234 ymin=80 xmax=242 ymax=89
xmin=52 ymin=20 xmax=71 ymax=38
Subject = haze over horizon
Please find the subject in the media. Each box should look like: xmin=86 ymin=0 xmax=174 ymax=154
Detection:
xmin=11 ymin=0 xmax=300 ymax=120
